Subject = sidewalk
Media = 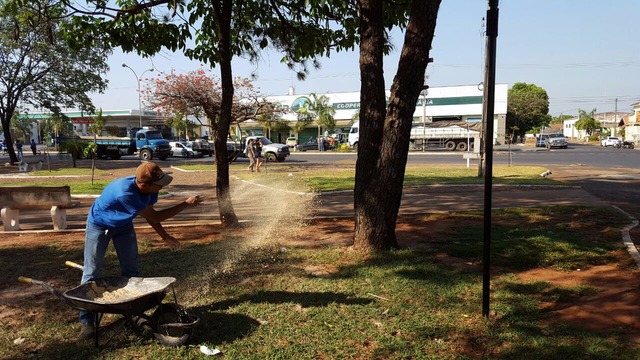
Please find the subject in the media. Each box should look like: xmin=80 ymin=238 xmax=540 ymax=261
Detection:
xmin=1 ymin=183 xmax=608 ymax=233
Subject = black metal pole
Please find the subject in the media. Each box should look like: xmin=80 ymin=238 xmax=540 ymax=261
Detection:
xmin=482 ymin=0 xmax=499 ymax=318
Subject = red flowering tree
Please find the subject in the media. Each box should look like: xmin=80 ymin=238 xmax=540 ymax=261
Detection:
xmin=145 ymin=68 xmax=275 ymax=226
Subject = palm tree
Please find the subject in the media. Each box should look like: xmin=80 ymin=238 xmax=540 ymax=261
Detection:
xmin=164 ymin=112 xmax=189 ymax=140
xmin=575 ymin=108 xmax=600 ymax=139
xmin=84 ymin=109 xmax=109 ymax=183
xmin=295 ymin=103 xmax=315 ymax=139
xmin=307 ymin=94 xmax=336 ymax=150
xmin=60 ymin=137 xmax=86 ymax=168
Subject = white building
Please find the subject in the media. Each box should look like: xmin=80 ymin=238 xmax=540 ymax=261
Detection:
xmin=623 ymin=102 xmax=640 ymax=144
xmin=242 ymin=84 xmax=509 ymax=145
xmin=563 ymin=111 xmax=635 ymax=141
xmin=563 ymin=118 xmax=581 ymax=139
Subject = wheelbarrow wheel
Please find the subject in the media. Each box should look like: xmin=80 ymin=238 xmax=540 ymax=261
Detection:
xmin=151 ymin=303 xmax=199 ymax=347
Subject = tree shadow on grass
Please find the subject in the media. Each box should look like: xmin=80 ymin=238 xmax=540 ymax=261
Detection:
xmin=208 ymin=290 xmax=373 ymax=311
xmin=187 ymin=310 xmax=260 ymax=345
xmin=186 ymin=290 xmax=372 ymax=345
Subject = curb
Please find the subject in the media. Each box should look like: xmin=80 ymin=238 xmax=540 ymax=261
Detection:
xmin=611 ymin=205 xmax=640 ymax=269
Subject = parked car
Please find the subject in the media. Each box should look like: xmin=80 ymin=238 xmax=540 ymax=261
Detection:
xmin=190 ymin=138 xmax=213 ymax=156
xmin=286 ymin=137 xmax=298 ymax=148
xmin=169 ymin=141 xmax=203 ymax=158
xmin=601 ymin=136 xmax=623 ymax=148
xmin=0 ymin=140 xmax=6 ymax=153
xmin=546 ymin=133 xmax=568 ymax=149
xmin=535 ymin=134 xmax=549 ymax=148
xmin=296 ymin=138 xmax=320 ymax=152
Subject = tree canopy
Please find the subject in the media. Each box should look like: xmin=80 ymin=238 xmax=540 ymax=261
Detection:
xmin=145 ymin=69 xmax=277 ymax=140
xmin=551 ymin=114 xmax=574 ymax=125
xmin=0 ymin=0 xmax=108 ymax=163
xmin=506 ymin=82 xmax=551 ymax=139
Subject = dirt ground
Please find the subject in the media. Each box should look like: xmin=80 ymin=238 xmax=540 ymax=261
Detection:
xmin=1 ymin=158 xmax=640 ymax=343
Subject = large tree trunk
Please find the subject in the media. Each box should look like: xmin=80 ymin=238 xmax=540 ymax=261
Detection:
xmin=212 ymin=0 xmax=239 ymax=227
xmin=354 ymin=0 xmax=391 ymax=251
xmin=353 ymin=0 xmax=441 ymax=252
xmin=1 ymin=108 xmax=18 ymax=164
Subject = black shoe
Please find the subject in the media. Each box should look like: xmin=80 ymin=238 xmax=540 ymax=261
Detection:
xmin=79 ymin=324 xmax=94 ymax=340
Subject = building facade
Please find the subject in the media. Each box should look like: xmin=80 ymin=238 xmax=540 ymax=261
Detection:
xmin=19 ymin=84 xmax=509 ymax=146
xmin=563 ymin=111 xmax=635 ymax=141
xmin=240 ymin=84 xmax=509 ymax=145
xmin=19 ymin=109 xmax=169 ymax=143
xmin=624 ymin=102 xmax=640 ymax=143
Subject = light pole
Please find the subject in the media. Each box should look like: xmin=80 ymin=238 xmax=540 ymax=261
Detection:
xmin=122 ymin=64 xmax=154 ymax=128
xmin=421 ymin=85 xmax=429 ymax=152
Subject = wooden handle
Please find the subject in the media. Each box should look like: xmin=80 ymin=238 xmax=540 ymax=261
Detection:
xmin=65 ymin=261 xmax=84 ymax=270
xmin=18 ymin=276 xmax=33 ymax=284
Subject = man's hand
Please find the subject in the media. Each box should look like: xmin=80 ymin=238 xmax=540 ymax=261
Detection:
xmin=163 ymin=236 xmax=181 ymax=251
xmin=185 ymin=194 xmax=202 ymax=206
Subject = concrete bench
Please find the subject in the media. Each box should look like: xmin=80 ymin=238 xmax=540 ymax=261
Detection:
xmin=16 ymin=154 xmax=48 ymax=172
xmin=0 ymin=186 xmax=77 ymax=231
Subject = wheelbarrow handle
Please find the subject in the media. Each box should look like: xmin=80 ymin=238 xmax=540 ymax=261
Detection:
xmin=65 ymin=261 xmax=84 ymax=271
xmin=17 ymin=276 xmax=65 ymax=301
xmin=18 ymin=276 xmax=35 ymax=284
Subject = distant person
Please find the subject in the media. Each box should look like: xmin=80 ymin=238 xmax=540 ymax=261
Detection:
xmin=253 ymin=138 xmax=264 ymax=172
xmin=15 ymin=139 xmax=23 ymax=160
xmin=77 ymin=162 xmax=202 ymax=340
xmin=30 ymin=139 xmax=37 ymax=155
xmin=246 ymin=138 xmax=256 ymax=172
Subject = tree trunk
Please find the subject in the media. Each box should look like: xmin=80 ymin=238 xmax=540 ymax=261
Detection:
xmin=354 ymin=0 xmax=441 ymax=252
xmin=354 ymin=0 xmax=391 ymax=252
xmin=1 ymin=108 xmax=18 ymax=164
xmin=212 ymin=0 xmax=239 ymax=227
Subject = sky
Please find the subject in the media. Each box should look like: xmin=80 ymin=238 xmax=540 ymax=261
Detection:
xmin=90 ymin=0 xmax=640 ymax=117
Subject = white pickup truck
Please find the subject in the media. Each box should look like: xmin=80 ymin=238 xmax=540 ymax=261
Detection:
xmin=243 ymin=136 xmax=290 ymax=162
xmin=227 ymin=136 xmax=290 ymax=162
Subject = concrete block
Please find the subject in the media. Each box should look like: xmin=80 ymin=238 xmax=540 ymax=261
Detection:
xmin=51 ymin=206 xmax=67 ymax=230
xmin=1 ymin=207 xmax=20 ymax=231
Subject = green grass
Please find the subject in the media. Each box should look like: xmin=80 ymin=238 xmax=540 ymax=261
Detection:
xmin=169 ymin=162 xmax=216 ymax=171
xmin=30 ymin=168 xmax=108 ymax=176
xmin=1 ymin=207 xmax=637 ymax=359
xmin=1 ymin=164 xmax=559 ymax=195
xmin=440 ymin=206 xmax=628 ymax=271
xmin=237 ymin=165 xmax=561 ymax=192
xmin=0 ymin=180 xmax=111 ymax=195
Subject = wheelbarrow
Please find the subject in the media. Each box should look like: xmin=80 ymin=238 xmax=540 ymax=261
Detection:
xmin=18 ymin=261 xmax=199 ymax=347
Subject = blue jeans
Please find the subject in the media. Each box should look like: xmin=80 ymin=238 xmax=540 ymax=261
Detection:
xmin=79 ymin=222 xmax=139 ymax=324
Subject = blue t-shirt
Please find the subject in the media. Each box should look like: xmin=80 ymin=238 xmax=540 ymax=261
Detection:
xmin=88 ymin=176 xmax=158 ymax=228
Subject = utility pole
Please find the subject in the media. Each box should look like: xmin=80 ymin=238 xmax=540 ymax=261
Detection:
xmin=481 ymin=0 xmax=499 ymax=319
xmin=614 ymin=98 xmax=618 ymax=137
xmin=421 ymin=84 xmax=428 ymax=152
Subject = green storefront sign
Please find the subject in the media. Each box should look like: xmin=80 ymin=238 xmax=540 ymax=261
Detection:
xmin=331 ymin=96 xmax=483 ymax=110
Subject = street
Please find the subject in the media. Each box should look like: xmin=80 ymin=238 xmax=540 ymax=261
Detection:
xmin=283 ymin=143 xmax=640 ymax=169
